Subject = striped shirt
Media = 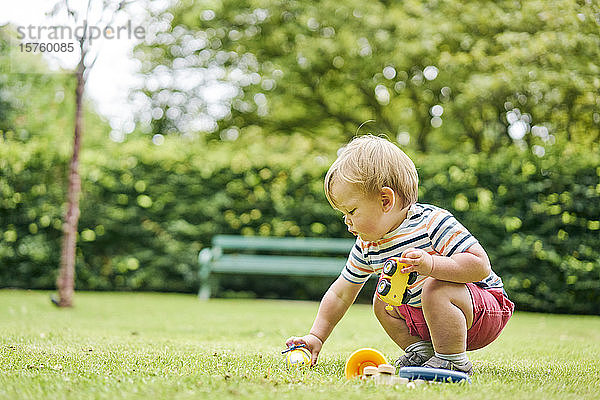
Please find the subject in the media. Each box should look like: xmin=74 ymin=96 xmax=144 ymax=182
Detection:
xmin=341 ymin=203 xmax=505 ymax=307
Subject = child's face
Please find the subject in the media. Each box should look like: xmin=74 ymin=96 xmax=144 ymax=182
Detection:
xmin=330 ymin=179 xmax=394 ymax=242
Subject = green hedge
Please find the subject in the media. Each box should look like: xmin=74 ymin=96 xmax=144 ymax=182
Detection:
xmin=414 ymin=149 xmax=600 ymax=314
xmin=1 ymin=136 xmax=598 ymax=314
xmin=0 ymin=141 xmax=67 ymax=289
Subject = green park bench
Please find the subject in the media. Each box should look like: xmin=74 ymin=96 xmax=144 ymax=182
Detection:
xmin=197 ymin=234 xmax=357 ymax=299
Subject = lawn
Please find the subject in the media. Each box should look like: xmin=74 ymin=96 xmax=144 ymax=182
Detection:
xmin=1 ymin=290 xmax=599 ymax=400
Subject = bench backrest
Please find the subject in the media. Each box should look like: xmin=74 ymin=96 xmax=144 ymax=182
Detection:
xmin=198 ymin=235 xmax=360 ymax=299
xmin=212 ymin=235 xmax=356 ymax=254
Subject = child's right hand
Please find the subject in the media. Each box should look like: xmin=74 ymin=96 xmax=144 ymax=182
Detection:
xmin=285 ymin=333 xmax=323 ymax=366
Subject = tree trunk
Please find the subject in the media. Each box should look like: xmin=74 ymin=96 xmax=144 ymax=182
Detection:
xmin=55 ymin=64 xmax=85 ymax=307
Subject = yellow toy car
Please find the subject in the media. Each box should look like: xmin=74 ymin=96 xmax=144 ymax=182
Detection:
xmin=376 ymin=257 xmax=418 ymax=310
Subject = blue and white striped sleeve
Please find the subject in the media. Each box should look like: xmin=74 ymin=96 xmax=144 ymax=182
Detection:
xmin=428 ymin=212 xmax=478 ymax=256
xmin=340 ymin=239 xmax=373 ymax=284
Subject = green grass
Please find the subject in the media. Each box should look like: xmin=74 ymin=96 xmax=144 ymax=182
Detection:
xmin=1 ymin=290 xmax=599 ymax=400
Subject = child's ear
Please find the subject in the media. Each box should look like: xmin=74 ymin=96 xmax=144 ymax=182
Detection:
xmin=380 ymin=187 xmax=396 ymax=212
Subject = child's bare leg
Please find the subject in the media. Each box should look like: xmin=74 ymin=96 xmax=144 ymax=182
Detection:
xmin=421 ymin=279 xmax=474 ymax=354
xmin=372 ymin=293 xmax=420 ymax=349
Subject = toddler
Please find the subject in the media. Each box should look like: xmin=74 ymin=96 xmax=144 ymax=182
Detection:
xmin=286 ymin=135 xmax=514 ymax=375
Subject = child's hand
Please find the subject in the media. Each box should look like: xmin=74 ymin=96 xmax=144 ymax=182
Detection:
xmin=398 ymin=248 xmax=434 ymax=276
xmin=285 ymin=333 xmax=323 ymax=366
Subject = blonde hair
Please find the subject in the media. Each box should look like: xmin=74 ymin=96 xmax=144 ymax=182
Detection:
xmin=324 ymin=134 xmax=419 ymax=209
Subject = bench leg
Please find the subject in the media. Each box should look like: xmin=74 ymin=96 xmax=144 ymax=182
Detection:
xmin=198 ymin=282 xmax=211 ymax=300
xmin=198 ymin=276 xmax=219 ymax=300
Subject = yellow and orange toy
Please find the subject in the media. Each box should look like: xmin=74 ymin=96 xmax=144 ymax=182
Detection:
xmin=376 ymin=257 xmax=418 ymax=311
xmin=344 ymin=348 xmax=388 ymax=379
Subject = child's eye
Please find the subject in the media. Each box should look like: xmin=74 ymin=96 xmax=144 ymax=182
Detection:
xmin=348 ymin=208 xmax=357 ymax=215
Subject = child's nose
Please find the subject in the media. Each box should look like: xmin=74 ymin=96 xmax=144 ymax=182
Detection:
xmin=344 ymin=215 xmax=352 ymax=226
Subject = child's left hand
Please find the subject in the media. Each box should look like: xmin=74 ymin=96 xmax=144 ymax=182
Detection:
xmin=398 ymin=248 xmax=434 ymax=276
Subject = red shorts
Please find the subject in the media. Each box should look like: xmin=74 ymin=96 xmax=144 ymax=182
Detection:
xmin=397 ymin=283 xmax=514 ymax=351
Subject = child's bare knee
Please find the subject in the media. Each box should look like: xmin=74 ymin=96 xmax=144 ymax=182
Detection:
xmin=422 ymin=277 xmax=444 ymax=293
xmin=421 ymin=278 xmax=449 ymax=307
xmin=422 ymin=279 xmax=470 ymax=309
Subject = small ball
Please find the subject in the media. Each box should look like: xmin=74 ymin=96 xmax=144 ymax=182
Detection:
xmin=286 ymin=347 xmax=311 ymax=367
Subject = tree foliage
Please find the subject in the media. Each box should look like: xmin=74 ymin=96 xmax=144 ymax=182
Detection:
xmin=135 ymin=0 xmax=600 ymax=152
xmin=0 ymin=24 xmax=109 ymax=146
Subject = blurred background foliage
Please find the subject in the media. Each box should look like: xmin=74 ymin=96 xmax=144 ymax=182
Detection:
xmin=1 ymin=133 xmax=598 ymax=313
xmin=134 ymin=0 xmax=599 ymax=152
xmin=1 ymin=0 xmax=599 ymax=314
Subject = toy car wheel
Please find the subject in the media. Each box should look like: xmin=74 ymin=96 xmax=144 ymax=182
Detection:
xmin=407 ymin=271 xmax=418 ymax=285
xmin=383 ymin=260 xmax=397 ymax=276
xmin=377 ymin=280 xmax=391 ymax=296
xmin=401 ymin=289 xmax=412 ymax=304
